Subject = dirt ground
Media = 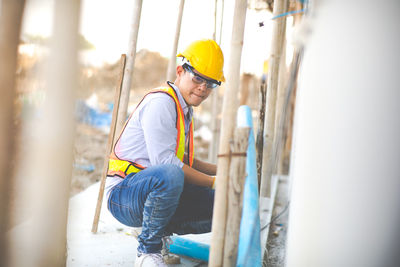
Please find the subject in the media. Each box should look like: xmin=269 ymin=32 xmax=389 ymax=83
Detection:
xmin=70 ymin=123 xmax=108 ymax=196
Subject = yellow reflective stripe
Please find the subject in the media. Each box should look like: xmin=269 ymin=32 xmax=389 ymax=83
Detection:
xmin=125 ymin=163 xmax=142 ymax=174
xmin=108 ymin=159 xmax=142 ymax=176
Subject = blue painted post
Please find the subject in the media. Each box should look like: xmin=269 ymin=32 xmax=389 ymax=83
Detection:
xmin=236 ymin=105 xmax=262 ymax=267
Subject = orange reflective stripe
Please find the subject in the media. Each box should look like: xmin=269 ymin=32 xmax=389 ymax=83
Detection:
xmin=157 ymin=86 xmax=186 ymax=162
xmin=188 ymin=121 xmax=194 ymax=167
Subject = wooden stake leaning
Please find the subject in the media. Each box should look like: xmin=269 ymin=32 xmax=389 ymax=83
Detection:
xmin=92 ymin=54 xmax=127 ymax=233
xmin=223 ymin=127 xmax=250 ymax=267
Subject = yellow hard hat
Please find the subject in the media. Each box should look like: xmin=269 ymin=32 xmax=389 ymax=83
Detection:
xmin=177 ymin=39 xmax=225 ymax=83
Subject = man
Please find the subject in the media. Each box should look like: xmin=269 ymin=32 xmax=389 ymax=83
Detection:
xmin=105 ymin=39 xmax=225 ymax=266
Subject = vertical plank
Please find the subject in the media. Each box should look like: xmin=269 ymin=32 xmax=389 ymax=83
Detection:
xmin=223 ymin=127 xmax=250 ymax=267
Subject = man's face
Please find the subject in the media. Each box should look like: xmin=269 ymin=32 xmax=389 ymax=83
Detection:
xmin=177 ymin=65 xmax=215 ymax=107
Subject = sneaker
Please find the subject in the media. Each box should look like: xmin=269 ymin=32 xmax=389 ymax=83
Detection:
xmin=135 ymin=252 xmax=167 ymax=267
xmin=131 ymin=227 xmax=181 ymax=264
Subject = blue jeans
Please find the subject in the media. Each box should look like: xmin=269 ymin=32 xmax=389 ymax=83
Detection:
xmin=108 ymin=164 xmax=214 ymax=254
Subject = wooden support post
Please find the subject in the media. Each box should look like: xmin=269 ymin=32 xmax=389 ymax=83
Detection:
xmin=208 ymin=0 xmax=223 ymax=164
xmin=92 ymin=54 xmax=127 ymax=233
xmin=115 ymin=0 xmax=143 ymax=135
xmin=256 ymin=82 xmax=266 ymax=190
xmin=209 ymin=0 xmax=247 ymax=266
xmin=218 ymin=0 xmax=225 ymax=45
xmin=259 ymin=0 xmax=288 ymax=198
xmin=0 ymin=1 xmax=26 ymax=266
xmin=208 ymin=85 xmax=221 ymax=164
xmin=166 ymin=0 xmax=185 ymax=81
xmin=275 ymin=38 xmax=288 ymax=174
xmin=10 ymin=1 xmax=81 ymax=266
xmin=239 ymin=73 xmax=252 ymax=106
xmin=223 ymin=127 xmax=250 ymax=267
xmin=272 ymin=50 xmax=302 ymax=177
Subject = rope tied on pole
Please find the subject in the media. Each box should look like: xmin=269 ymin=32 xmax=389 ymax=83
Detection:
xmin=217 ymin=152 xmax=247 ymax=158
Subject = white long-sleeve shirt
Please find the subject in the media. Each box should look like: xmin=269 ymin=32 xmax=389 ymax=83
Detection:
xmin=105 ymin=82 xmax=193 ymax=198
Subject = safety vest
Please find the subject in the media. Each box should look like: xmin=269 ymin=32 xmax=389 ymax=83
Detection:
xmin=107 ymin=85 xmax=194 ymax=178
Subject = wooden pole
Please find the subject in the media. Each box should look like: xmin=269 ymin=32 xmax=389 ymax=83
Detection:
xmin=0 ymin=1 xmax=26 ymax=266
xmin=208 ymin=0 xmax=222 ymax=163
xmin=259 ymin=0 xmax=288 ymax=198
xmin=92 ymin=54 xmax=127 ymax=233
xmin=223 ymin=127 xmax=250 ymax=267
xmin=218 ymin=0 xmax=224 ymax=45
xmin=272 ymin=50 xmax=302 ymax=177
xmin=208 ymin=85 xmax=220 ymax=163
xmin=166 ymin=0 xmax=185 ymax=81
xmin=10 ymin=1 xmax=81 ymax=266
xmin=275 ymin=38 xmax=288 ymax=174
xmin=239 ymin=73 xmax=252 ymax=106
xmin=213 ymin=0 xmax=218 ymax=41
xmin=209 ymin=0 xmax=247 ymax=266
xmin=115 ymin=0 xmax=142 ymax=136
xmin=256 ymin=82 xmax=266 ymax=190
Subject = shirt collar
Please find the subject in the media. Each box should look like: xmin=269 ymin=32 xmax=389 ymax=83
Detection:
xmin=168 ymin=81 xmax=193 ymax=120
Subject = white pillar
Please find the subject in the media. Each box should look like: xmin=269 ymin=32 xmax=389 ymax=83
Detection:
xmin=286 ymin=1 xmax=400 ymax=266
xmin=0 ymin=1 xmax=26 ymax=266
xmin=10 ymin=1 xmax=81 ymax=266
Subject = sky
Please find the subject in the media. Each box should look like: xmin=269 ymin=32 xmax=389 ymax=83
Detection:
xmin=21 ymin=0 xmax=274 ymax=74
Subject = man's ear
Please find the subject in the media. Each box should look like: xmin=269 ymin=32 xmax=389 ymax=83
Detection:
xmin=176 ymin=65 xmax=184 ymax=77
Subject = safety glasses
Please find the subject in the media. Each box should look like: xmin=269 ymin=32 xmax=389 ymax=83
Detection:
xmin=183 ymin=64 xmax=220 ymax=89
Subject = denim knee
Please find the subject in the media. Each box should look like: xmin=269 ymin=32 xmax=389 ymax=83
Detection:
xmin=157 ymin=164 xmax=184 ymax=193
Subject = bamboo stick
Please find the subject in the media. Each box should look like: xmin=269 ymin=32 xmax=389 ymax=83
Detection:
xmin=208 ymin=85 xmax=221 ymax=163
xmin=166 ymin=0 xmax=185 ymax=81
xmin=209 ymin=0 xmax=247 ymax=266
xmin=208 ymin=0 xmax=223 ymax=164
xmin=0 ymin=1 xmax=26 ymax=266
xmin=92 ymin=54 xmax=127 ymax=233
xmin=256 ymin=82 xmax=266 ymax=190
xmin=115 ymin=0 xmax=143 ymax=135
xmin=275 ymin=38 xmax=288 ymax=174
xmin=259 ymin=0 xmax=288 ymax=198
xmin=218 ymin=0 xmax=225 ymax=45
xmin=213 ymin=0 xmax=218 ymax=41
xmin=223 ymin=127 xmax=250 ymax=267
xmin=272 ymin=49 xmax=302 ymax=177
